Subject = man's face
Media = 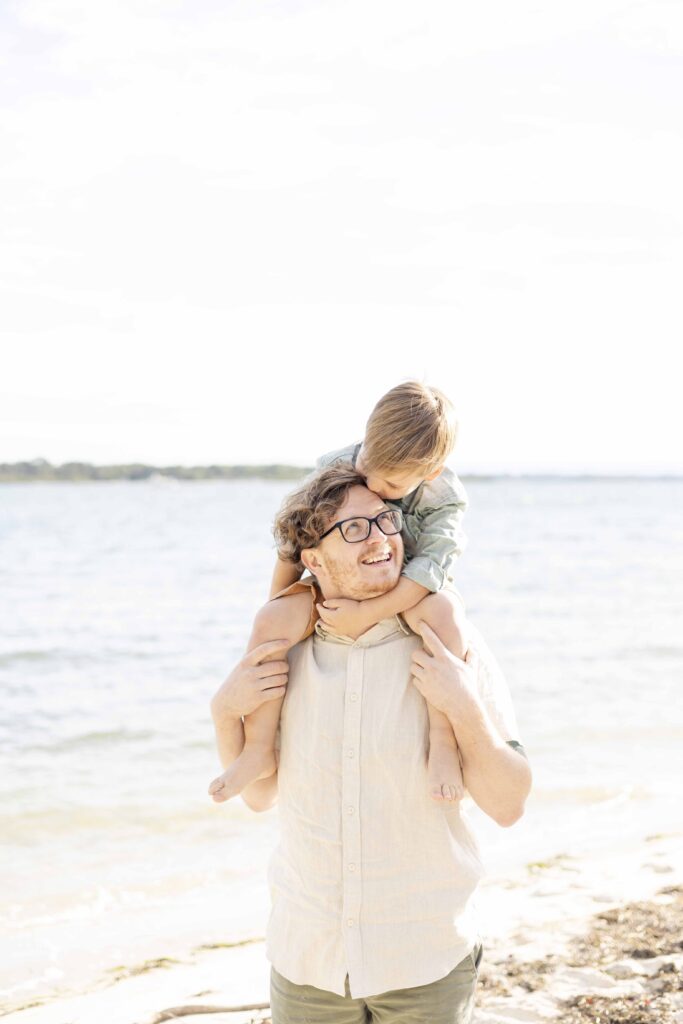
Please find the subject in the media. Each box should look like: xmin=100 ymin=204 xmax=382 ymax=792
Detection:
xmin=303 ymin=485 xmax=404 ymax=601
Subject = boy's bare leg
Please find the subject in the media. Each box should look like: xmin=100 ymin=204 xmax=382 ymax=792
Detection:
xmin=403 ymin=591 xmax=468 ymax=803
xmin=208 ymin=592 xmax=312 ymax=803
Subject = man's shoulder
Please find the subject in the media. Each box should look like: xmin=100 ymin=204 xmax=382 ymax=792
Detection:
xmin=316 ymin=443 xmax=361 ymax=470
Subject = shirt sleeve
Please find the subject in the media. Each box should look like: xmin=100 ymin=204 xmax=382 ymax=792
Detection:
xmin=468 ymin=624 xmax=522 ymax=745
xmin=315 ymin=444 xmax=360 ymax=470
xmin=400 ymin=501 xmax=468 ymax=593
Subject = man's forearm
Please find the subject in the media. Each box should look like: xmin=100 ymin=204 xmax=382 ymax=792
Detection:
xmin=211 ymin=708 xmax=278 ymax=811
xmin=444 ymin=696 xmax=531 ymax=827
xmin=362 ymin=577 xmax=429 ymax=622
xmin=212 ymin=707 xmax=245 ymax=768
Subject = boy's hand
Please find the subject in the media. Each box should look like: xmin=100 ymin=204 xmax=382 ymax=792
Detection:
xmin=317 ymin=598 xmax=375 ymax=637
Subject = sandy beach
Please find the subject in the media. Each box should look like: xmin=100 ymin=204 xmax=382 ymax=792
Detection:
xmin=8 ymin=831 xmax=682 ymax=1024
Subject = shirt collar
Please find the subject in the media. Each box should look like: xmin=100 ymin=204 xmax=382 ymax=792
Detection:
xmin=314 ymin=615 xmax=412 ymax=647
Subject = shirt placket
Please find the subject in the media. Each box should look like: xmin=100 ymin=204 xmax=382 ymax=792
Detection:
xmin=341 ymin=642 xmax=364 ymax=992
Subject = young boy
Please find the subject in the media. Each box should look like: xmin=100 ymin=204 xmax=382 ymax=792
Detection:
xmin=209 ymin=381 xmax=469 ymax=805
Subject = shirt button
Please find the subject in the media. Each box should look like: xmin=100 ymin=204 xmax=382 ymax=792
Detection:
xmin=350 ymin=693 xmax=358 ymax=702
xmin=348 ymin=863 xmax=356 ymax=872
xmin=347 ymin=918 xmax=354 ymax=927
xmin=347 ymin=806 xmax=354 ymax=815
xmin=347 ymin=749 xmax=354 ymax=758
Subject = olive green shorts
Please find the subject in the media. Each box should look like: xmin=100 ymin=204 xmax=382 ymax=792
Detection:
xmin=270 ymin=943 xmax=483 ymax=1024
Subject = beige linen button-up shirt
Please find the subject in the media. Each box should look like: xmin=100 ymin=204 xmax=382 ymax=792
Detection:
xmin=266 ymin=616 xmax=521 ymax=999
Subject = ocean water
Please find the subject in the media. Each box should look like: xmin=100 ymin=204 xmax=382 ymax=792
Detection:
xmin=1 ymin=478 xmax=682 ymax=1009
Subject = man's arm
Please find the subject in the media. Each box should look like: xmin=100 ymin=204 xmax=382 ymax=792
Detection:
xmin=210 ymin=640 xmax=289 ymax=812
xmin=411 ymin=624 xmax=531 ymax=827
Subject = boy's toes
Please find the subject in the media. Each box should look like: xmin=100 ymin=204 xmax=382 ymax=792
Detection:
xmin=208 ymin=777 xmax=225 ymax=796
xmin=430 ymin=785 xmax=445 ymax=801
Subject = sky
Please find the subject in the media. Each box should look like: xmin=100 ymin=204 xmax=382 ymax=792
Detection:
xmin=1 ymin=0 xmax=682 ymax=473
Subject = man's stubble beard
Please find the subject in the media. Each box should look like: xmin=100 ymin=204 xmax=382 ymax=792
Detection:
xmin=320 ymin=550 xmax=402 ymax=601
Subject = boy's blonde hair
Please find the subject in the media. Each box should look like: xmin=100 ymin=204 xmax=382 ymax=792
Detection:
xmin=363 ymin=380 xmax=458 ymax=474
xmin=274 ymin=463 xmax=366 ymax=564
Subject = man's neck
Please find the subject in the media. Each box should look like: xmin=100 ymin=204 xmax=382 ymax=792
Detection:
xmin=317 ymin=583 xmax=380 ymax=641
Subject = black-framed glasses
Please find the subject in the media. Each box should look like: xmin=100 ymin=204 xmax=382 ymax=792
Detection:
xmin=318 ymin=509 xmax=404 ymax=544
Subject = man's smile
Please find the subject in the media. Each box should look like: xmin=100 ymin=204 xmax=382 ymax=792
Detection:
xmin=360 ymin=549 xmax=393 ymax=566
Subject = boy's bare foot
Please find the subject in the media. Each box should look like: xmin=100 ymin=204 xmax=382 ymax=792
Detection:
xmin=208 ymin=745 xmax=277 ymax=803
xmin=427 ymin=729 xmax=464 ymax=803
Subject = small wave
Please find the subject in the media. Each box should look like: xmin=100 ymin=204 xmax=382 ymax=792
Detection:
xmin=60 ymin=728 xmax=155 ymax=750
xmin=0 ymin=649 xmax=61 ymax=666
xmin=624 ymin=644 xmax=683 ymax=660
xmin=21 ymin=728 xmax=158 ymax=754
xmin=531 ymin=784 xmax=650 ymax=805
xmin=0 ymin=802 xmax=224 ymax=842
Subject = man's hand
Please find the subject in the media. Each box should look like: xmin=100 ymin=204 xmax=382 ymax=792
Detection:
xmin=317 ymin=598 xmax=375 ymax=637
xmin=210 ymin=640 xmax=290 ymax=721
xmin=410 ymin=622 xmax=479 ymax=717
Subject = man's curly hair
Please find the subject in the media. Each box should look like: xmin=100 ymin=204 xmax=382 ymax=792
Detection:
xmin=273 ymin=463 xmax=366 ymax=564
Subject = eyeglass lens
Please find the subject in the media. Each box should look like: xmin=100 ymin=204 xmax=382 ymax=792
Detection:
xmin=340 ymin=510 xmax=402 ymax=542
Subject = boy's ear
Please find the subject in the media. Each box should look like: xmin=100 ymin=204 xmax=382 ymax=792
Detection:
xmin=301 ymin=547 xmax=322 ymax=573
xmin=424 ymin=465 xmax=444 ymax=483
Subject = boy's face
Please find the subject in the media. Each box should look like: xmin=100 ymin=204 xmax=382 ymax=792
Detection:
xmin=356 ymin=446 xmax=440 ymax=501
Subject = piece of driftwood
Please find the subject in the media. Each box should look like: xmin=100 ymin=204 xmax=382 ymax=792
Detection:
xmin=148 ymin=1002 xmax=270 ymax=1023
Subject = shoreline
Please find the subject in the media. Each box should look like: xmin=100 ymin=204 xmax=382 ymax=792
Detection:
xmin=7 ymin=832 xmax=683 ymax=1024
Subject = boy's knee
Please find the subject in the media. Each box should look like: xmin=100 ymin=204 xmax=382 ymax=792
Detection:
xmin=252 ymin=601 xmax=282 ymax=642
xmin=251 ymin=592 xmax=313 ymax=649
xmin=418 ymin=589 xmax=463 ymax=622
xmin=414 ymin=590 xmax=468 ymax=655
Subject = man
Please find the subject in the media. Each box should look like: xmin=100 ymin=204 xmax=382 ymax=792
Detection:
xmin=211 ymin=465 xmax=531 ymax=1023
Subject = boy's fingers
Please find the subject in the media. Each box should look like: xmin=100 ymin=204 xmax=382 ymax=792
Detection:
xmin=246 ymin=640 xmax=290 ymax=664
xmin=411 ymin=649 xmax=429 ymax=668
xmin=316 ymin=603 xmax=333 ymax=618
xmin=322 ymin=600 xmax=339 ymax=609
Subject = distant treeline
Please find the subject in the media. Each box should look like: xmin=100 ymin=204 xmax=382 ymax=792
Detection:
xmin=0 ymin=459 xmax=311 ymax=482
xmin=0 ymin=460 xmax=676 ymax=483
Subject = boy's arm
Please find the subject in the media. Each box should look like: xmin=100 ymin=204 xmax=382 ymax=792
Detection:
xmin=400 ymin=499 xmax=467 ymax=594
xmin=318 ymin=578 xmax=429 ymax=637
xmin=359 ymin=576 xmax=429 ymax=621
xmin=269 ymin=556 xmax=303 ymax=599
